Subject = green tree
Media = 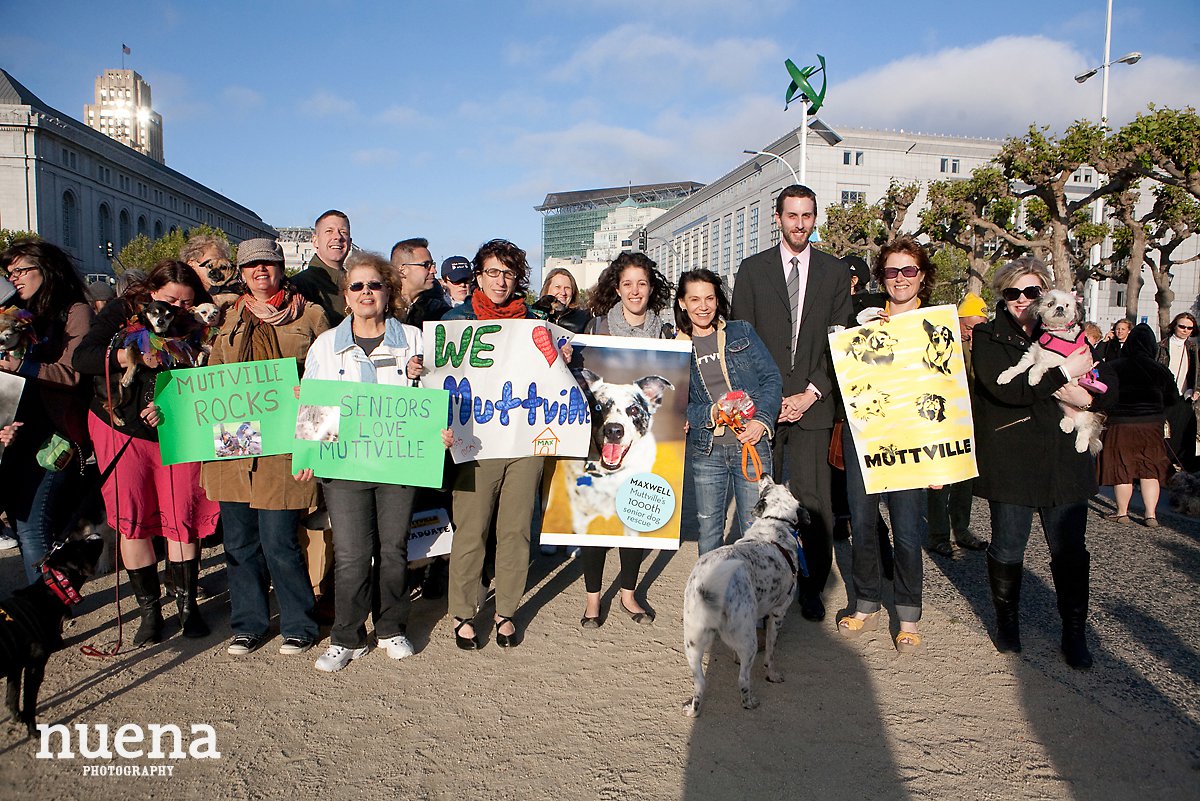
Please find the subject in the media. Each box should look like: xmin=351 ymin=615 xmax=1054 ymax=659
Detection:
xmin=1107 ymin=105 xmax=1200 ymax=200
xmin=820 ymin=180 xmax=919 ymax=261
xmin=115 ymin=224 xmax=233 ymax=274
xmin=920 ymin=167 xmax=1021 ymax=296
xmin=0 ymin=229 xmax=39 ymax=251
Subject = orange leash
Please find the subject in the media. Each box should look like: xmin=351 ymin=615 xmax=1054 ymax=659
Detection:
xmin=716 ymin=409 xmax=763 ymax=482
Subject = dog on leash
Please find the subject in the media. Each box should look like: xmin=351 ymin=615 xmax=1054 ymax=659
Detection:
xmin=2 ymin=536 xmax=104 ymax=736
xmin=562 ymin=368 xmax=674 ymax=537
xmin=682 ymin=476 xmax=809 ymax=717
xmin=996 ymin=289 xmax=1103 ymax=454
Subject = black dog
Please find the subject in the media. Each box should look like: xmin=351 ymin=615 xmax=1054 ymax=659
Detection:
xmin=2 ymin=537 xmax=103 ymax=736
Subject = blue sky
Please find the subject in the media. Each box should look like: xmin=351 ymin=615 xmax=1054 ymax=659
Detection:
xmin=4 ymin=0 xmax=1198 ymax=274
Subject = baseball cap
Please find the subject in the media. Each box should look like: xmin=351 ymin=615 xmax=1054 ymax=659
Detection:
xmin=441 ymin=256 xmax=472 ymax=283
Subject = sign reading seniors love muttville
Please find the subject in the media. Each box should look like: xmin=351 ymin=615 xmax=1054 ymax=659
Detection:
xmin=422 ymin=319 xmax=591 ymax=464
xmin=154 ymin=358 xmax=299 ymax=466
xmin=830 ymin=304 xmax=978 ymax=494
xmin=291 ymin=379 xmax=449 ymax=487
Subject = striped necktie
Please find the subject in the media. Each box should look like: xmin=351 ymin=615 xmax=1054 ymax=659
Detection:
xmin=788 ymin=256 xmax=800 ymax=363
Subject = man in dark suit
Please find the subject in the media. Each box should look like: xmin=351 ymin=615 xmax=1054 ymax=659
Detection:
xmin=731 ymin=185 xmax=851 ymax=621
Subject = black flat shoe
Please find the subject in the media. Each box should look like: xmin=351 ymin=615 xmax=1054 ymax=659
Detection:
xmin=580 ymin=614 xmax=602 ymax=629
xmin=620 ymin=600 xmax=655 ymax=625
xmin=927 ymin=542 xmax=954 ymax=558
xmin=799 ymin=593 xmax=826 ymax=622
xmin=494 ymin=616 xmax=520 ymax=648
xmin=453 ymin=617 xmax=480 ymax=651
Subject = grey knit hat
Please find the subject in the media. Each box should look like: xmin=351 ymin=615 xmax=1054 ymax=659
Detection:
xmin=236 ymin=238 xmax=285 ymax=268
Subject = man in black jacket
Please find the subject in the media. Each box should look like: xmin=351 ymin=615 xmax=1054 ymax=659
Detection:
xmin=391 ymin=237 xmax=450 ymax=326
xmin=291 ymin=210 xmax=352 ymax=325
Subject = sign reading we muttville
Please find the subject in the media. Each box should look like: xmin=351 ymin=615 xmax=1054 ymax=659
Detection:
xmin=154 ymin=358 xmax=299 ymax=466
xmin=830 ymin=305 xmax=978 ymax=494
xmin=422 ymin=319 xmax=591 ymax=464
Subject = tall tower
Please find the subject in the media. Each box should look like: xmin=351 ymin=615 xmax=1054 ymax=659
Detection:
xmin=84 ymin=70 xmax=164 ymax=163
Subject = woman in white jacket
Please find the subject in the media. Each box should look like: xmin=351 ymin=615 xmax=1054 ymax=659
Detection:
xmin=300 ymin=251 xmax=430 ymax=672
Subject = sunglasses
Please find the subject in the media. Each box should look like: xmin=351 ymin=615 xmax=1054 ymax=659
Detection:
xmin=1001 ymin=286 xmax=1043 ymax=301
xmin=1178 ymin=323 xmax=1194 ymax=331
xmin=882 ymin=266 xmax=920 ymax=279
xmin=401 ymin=260 xmax=437 ymax=271
xmin=348 ymin=280 xmax=386 ymax=292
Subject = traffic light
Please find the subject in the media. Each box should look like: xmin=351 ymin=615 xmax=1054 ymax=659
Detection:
xmin=638 ymin=230 xmax=648 ymax=251
xmin=104 ymin=241 xmax=114 ymax=259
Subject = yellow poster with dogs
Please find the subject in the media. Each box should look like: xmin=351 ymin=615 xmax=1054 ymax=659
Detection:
xmin=830 ymin=304 xmax=977 ymax=494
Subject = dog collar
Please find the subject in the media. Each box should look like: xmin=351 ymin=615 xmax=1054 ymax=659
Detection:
xmin=41 ymin=565 xmax=82 ymax=606
xmin=771 ymin=541 xmax=798 ymax=577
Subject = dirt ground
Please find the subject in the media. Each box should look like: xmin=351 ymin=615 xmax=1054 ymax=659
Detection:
xmin=1 ymin=490 xmax=1198 ymax=801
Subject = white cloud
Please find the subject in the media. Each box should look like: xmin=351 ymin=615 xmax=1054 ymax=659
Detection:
xmin=828 ymin=36 xmax=1200 ymax=138
xmin=377 ymin=104 xmax=432 ymax=127
xmin=351 ymin=148 xmax=401 ymax=167
xmin=221 ymin=86 xmax=263 ymax=110
xmin=302 ymin=90 xmax=357 ymax=119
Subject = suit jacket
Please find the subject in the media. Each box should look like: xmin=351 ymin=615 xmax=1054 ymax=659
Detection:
xmin=730 ymin=245 xmax=851 ymax=430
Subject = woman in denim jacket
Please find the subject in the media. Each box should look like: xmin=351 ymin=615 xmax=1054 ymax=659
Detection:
xmin=676 ymin=269 xmax=781 ymax=555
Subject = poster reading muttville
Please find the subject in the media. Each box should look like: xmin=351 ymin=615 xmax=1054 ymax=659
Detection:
xmin=291 ymin=379 xmax=449 ymax=487
xmin=830 ymin=304 xmax=977 ymax=494
xmin=154 ymin=358 xmax=299 ymax=466
xmin=540 ymin=335 xmax=692 ymax=551
xmin=422 ymin=319 xmax=591 ymax=463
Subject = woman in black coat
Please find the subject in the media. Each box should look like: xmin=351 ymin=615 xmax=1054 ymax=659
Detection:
xmin=971 ymin=256 xmax=1114 ymax=670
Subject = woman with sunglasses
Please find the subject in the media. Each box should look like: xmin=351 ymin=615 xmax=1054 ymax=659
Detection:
xmin=972 ymin=256 xmax=1110 ymax=670
xmin=1158 ymin=312 xmax=1199 ymax=472
xmin=442 ymin=239 xmax=557 ymax=650
xmin=300 ymin=251 xmax=448 ymax=671
xmin=837 ymin=236 xmax=937 ymax=653
xmin=0 ymin=241 xmax=93 ymax=584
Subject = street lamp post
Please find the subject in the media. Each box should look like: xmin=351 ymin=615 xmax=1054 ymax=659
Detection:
xmin=1075 ymin=0 xmax=1141 ymax=321
xmin=743 ymin=149 xmax=800 ymax=187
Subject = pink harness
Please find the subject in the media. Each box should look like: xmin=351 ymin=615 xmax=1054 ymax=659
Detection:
xmin=1037 ymin=329 xmax=1087 ymax=357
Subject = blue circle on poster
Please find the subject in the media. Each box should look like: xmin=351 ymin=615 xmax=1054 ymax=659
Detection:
xmin=615 ymin=472 xmax=676 ymax=532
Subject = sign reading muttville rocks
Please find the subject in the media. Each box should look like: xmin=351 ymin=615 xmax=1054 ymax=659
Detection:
xmin=154 ymin=358 xmax=299 ymax=466
xmin=830 ymin=305 xmax=978 ymax=494
xmin=291 ymin=379 xmax=449 ymax=487
xmin=422 ymin=319 xmax=591 ymax=464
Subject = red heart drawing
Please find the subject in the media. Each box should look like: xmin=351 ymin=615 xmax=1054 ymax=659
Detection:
xmin=532 ymin=326 xmax=557 ymax=367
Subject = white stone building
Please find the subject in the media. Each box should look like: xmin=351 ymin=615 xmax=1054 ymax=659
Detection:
xmin=0 ymin=69 xmax=275 ymax=277
xmin=83 ymin=70 xmax=164 ymax=164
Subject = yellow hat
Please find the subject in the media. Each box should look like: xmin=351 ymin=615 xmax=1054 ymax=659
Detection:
xmin=957 ymin=293 xmax=987 ymax=318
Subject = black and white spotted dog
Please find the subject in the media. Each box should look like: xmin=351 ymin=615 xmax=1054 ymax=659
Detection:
xmin=682 ymin=476 xmax=809 ymax=717
xmin=563 ymin=369 xmax=674 ymax=537
xmin=2 ymin=536 xmax=104 ymax=736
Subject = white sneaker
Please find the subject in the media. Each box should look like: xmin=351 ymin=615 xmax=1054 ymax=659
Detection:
xmin=377 ymin=634 xmax=415 ymax=660
xmin=0 ymin=532 xmax=17 ymax=551
xmin=314 ymin=644 xmax=368 ymax=673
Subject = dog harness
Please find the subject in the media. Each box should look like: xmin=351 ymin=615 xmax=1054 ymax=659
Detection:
xmin=40 ymin=564 xmax=83 ymax=606
xmin=119 ymin=319 xmax=200 ymax=368
xmin=1036 ymin=330 xmax=1109 ymax=393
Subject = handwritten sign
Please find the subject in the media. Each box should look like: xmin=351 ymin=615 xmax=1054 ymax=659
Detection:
xmin=154 ymin=359 xmax=298 ymax=466
xmin=422 ymin=319 xmax=591 ymax=463
xmin=539 ymin=335 xmax=692 ymax=550
xmin=291 ymin=379 xmax=449 ymax=487
xmin=830 ymin=305 xmax=978 ymax=493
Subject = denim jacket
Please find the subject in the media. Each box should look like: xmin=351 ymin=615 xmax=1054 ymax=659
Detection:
xmin=681 ymin=318 xmax=782 ymax=455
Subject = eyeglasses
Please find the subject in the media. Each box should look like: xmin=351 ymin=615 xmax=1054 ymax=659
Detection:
xmin=480 ymin=267 xmax=516 ymax=280
xmin=3 ymin=264 xmax=40 ymax=279
xmin=1001 ymin=286 xmax=1043 ymax=301
xmin=401 ymin=261 xmax=437 ymax=271
xmin=348 ymin=280 xmax=386 ymax=292
xmin=882 ymin=266 xmax=920 ymax=279
xmin=1178 ymin=323 xmax=1194 ymax=331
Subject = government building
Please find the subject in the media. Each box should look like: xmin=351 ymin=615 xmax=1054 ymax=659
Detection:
xmin=0 ymin=69 xmax=275 ymax=278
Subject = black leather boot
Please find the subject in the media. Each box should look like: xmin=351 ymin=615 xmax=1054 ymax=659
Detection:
xmin=171 ymin=558 xmax=210 ymax=638
xmin=987 ymin=553 xmax=1023 ymax=653
xmin=1050 ymin=550 xmax=1093 ymax=670
xmin=126 ymin=565 xmax=164 ymax=647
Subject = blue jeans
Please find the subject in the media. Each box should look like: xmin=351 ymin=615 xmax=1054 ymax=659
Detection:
xmin=219 ymin=502 xmax=317 ymax=641
xmin=693 ymin=439 xmax=773 ymax=555
xmin=987 ymin=500 xmax=1088 ymax=566
xmin=4 ymin=461 xmax=76 ymax=585
xmin=843 ymin=426 xmax=926 ymax=622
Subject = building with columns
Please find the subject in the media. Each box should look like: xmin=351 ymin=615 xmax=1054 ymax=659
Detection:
xmin=0 ymin=69 xmax=275 ymax=277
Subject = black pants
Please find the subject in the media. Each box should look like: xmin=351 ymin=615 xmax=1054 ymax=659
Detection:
xmin=322 ymin=479 xmax=415 ymax=649
xmin=580 ymin=546 xmax=647 ymax=594
xmin=774 ymin=423 xmax=834 ymax=596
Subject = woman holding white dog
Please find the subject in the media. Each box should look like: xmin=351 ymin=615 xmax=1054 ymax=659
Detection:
xmin=676 ymin=268 xmax=781 ymax=557
xmin=577 ymin=252 xmax=675 ymax=627
xmin=300 ymin=251 xmax=452 ymax=672
xmin=972 ymin=256 xmax=1110 ymax=670
xmin=836 ymin=236 xmax=936 ymax=653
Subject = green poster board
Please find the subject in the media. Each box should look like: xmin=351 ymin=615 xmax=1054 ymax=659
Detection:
xmin=154 ymin=358 xmax=299 ymax=466
xmin=291 ymin=379 xmax=449 ymax=488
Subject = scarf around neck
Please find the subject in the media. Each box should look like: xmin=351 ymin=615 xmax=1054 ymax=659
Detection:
xmin=472 ymin=292 xmax=528 ymax=320
xmin=606 ymin=304 xmax=669 ymax=339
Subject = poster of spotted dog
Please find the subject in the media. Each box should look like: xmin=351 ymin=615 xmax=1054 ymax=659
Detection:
xmin=422 ymin=319 xmax=591 ymax=463
xmin=539 ymin=335 xmax=692 ymax=550
xmin=830 ymin=304 xmax=977 ymax=494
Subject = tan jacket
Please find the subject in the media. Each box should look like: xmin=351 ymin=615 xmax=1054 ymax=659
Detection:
xmin=199 ymin=303 xmax=328 ymax=510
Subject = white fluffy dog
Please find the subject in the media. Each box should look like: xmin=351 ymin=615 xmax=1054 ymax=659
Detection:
xmin=996 ymin=289 xmax=1103 ymax=454
xmin=681 ymin=476 xmax=808 ymax=717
